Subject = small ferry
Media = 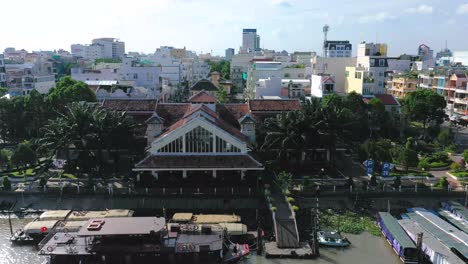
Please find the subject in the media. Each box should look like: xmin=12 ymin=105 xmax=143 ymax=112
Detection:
xmin=10 ymin=209 xmax=134 ymax=244
xmin=377 ymin=212 xmax=418 ymax=264
xmin=317 ymin=231 xmax=350 ymax=247
xmin=38 ymin=216 xmax=250 ymax=264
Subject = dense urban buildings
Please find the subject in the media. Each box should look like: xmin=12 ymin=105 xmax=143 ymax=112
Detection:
xmin=71 ymin=38 xmax=125 ymax=60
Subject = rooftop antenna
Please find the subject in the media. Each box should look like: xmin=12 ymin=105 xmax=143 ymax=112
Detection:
xmin=323 ymin=24 xmax=329 ymax=58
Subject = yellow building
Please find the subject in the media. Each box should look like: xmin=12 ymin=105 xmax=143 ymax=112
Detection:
xmin=345 ymin=66 xmax=376 ymax=95
xmin=387 ymin=77 xmax=418 ymax=98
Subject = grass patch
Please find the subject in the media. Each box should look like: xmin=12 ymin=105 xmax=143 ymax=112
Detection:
xmin=320 ymin=209 xmax=381 ymax=236
xmin=451 ymin=171 xmax=468 ymax=178
xmin=429 ymin=161 xmax=451 ymax=168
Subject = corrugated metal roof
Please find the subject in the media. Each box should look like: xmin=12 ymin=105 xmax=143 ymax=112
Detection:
xmin=378 ymin=212 xmax=416 ymax=249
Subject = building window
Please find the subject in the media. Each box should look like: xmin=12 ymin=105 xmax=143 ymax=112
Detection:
xmin=355 ymin=72 xmax=362 ymax=79
xmin=133 ymin=73 xmax=138 ymax=79
xmin=379 ymin=59 xmax=385 ymax=66
xmin=370 ymin=59 xmax=375 ymax=67
xmin=185 ymin=126 xmax=213 ymax=153
xmin=345 ymin=71 xmax=349 ymax=77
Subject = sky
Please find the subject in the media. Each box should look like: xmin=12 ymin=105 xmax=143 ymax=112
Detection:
xmin=2 ymin=0 xmax=468 ymax=56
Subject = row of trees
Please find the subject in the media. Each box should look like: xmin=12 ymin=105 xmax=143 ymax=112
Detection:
xmin=259 ymin=90 xmax=447 ymax=172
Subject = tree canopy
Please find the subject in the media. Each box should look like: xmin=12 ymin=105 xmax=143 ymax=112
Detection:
xmin=48 ymin=76 xmax=96 ymax=109
xmin=207 ymin=60 xmax=230 ymax=79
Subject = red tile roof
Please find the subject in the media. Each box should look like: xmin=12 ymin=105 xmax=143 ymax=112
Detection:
xmin=222 ymin=104 xmax=250 ymax=120
xmin=155 ymin=103 xmax=191 ymax=127
xmin=249 ymin=99 xmax=301 ymax=112
xmin=102 ymin=99 xmax=157 ymax=112
xmin=190 ymin=79 xmax=219 ymax=91
xmin=188 ymin=90 xmax=219 ymax=103
xmin=135 ymin=154 xmax=263 ymax=170
xmin=373 ymin=94 xmax=399 ymax=105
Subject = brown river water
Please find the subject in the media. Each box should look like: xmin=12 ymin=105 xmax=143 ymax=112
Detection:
xmin=0 ymin=217 xmax=400 ymax=264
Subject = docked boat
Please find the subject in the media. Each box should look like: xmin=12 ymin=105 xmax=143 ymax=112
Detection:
xmin=377 ymin=212 xmax=418 ymax=264
xmin=10 ymin=209 xmax=134 ymax=244
xmin=38 ymin=216 xmax=249 ymax=264
xmin=317 ymin=231 xmax=350 ymax=247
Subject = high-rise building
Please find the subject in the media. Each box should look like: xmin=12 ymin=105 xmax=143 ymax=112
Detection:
xmin=0 ymin=54 xmax=6 ymax=87
xmin=92 ymin=38 xmax=125 ymax=59
xmin=71 ymin=38 xmax=125 ymax=60
xmin=418 ymin=44 xmax=434 ymax=61
xmin=241 ymin=29 xmax=260 ymax=53
xmin=323 ymin=41 xmax=352 ymax=58
xmin=225 ymin=48 xmax=235 ymax=61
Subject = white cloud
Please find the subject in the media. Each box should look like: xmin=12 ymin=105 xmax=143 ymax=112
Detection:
xmin=358 ymin=12 xmax=396 ymax=24
xmin=457 ymin=3 xmax=468 ymax=14
xmin=404 ymin=5 xmax=434 ymax=14
xmin=271 ymin=0 xmax=292 ymax=7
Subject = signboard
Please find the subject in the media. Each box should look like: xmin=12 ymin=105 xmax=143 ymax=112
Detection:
xmin=242 ymin=72 xmax=248 ymax=80
xmin=382 ymin=162 xmax=391 ymax=177
xmin=365 ymin=159 xmax=374 ymax=175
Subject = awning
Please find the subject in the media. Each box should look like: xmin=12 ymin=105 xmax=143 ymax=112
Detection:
xmin=133 ymin=154 xmax=264 ymax=171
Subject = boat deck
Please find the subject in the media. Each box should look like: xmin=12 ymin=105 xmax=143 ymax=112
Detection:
xmin=264 ymin=242 xmax=314 ymax=259
xmin=438 ymin=209 xmax=468 ymax=234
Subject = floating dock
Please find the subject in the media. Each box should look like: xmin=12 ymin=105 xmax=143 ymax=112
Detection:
xmin=377 ymin=212 xmax=417 ymax=263
xmin=406 ymin=208 xmax=468 ymax=263
xmin=441 ymin=201 xmax=468 ymax=223
xmin=399 ymin=219 xmax=465 ymax=264
xmin=264 ymin=242 xmax=314 ymax=259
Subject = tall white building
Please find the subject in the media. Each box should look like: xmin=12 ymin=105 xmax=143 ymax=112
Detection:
xmin=71 ymin=38 xmax=125 ymax=60
xmin=418 ymin=44 xmax=434 ymax=61
xmin=241 ymin=29 xmax=260 ymax=53
xmin=246 ymin=61 xmax=282 ymax=98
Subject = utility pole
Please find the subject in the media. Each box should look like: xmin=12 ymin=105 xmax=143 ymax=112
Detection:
xmin=416 ymin=232 xmax=423 ymax=264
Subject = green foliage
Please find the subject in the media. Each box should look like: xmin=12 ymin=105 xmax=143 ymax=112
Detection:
xmin=206 ymin=60 xmax=230 ymax=79
xmin=216 ymin=86 xmax=229 ymax=103
xmin=451 ymin=171 xmax=468 ymax=178
xmin=0 ymin=149 xmax=10 ymax=168
xmin=285 ymin=64 xmax=306 ymax=68
xmin=48 ymin=76 xmax=96 ymax=109
xmin=11 ymin=143 xmax=36 ymax=169
xmin=418 ymin=159 xmax=431 ymax=171
xmin=403 ymin=89 xmax=446 ymax=139
xmin=287 ymin=197 xmax=295 ymax=203
xmin=398 ymin=148 xmax=419 ymax=172
xmin=2 ymin=176 xmax=11 ymax=190
xmin=0 ymin=87 xmax=8 ymax=97
xmin=436 ymin=176 xmax=449 ymax=189
xmin=450 ymin=162 xmax=462 ymax=172
xmin=446 ymin=143 xmax=458 ymax=153
xmin=292 ymin=205 xmax=300 ymax=212
xmin=321 ymin=210 xmax=380 ymax=236
xmin=278 ymin=171 xmax=293 ymax=190
xmin=438 ymin=128 xmax=454 ymax=146
xmin=463 ymin=149 xmax=468 ymax=162
xmin=271 ymin=206 xmax=277 ymax=212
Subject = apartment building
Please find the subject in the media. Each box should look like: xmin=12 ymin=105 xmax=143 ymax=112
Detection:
xmin=0 ymin=55 xmax=6 ymax=87
xmin=387 ymin=76 xmax=418 ymax=98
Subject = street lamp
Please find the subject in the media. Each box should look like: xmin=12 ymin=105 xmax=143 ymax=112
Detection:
xmin=76 ymin=166 xmax=80 ymax=193
xmin=320 ymin=168 xmax=325 ymax=180
xmin=421 ymin=168 xmax=425 ymax=186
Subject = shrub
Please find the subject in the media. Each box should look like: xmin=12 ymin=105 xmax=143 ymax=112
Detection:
xmin=271 ymin=206 xmax=277 ymax=212
xmin=452 ymin=171 xmax=468 ymax=178
xmin=418 ymin=159 xmax=431 ymax=171
xmin=284 ymin=189 xmax=291 ymax=195
xmin=463 ymin=149 xmax=468 ymax=161
xmin=450 ymin=162 xmax=462 ymax=172
xmin=436 ymin=176 xmax=449 ymax=189
xmin=2 ymin=176 xmax=11 ymax=190
xmin=438 ymin=128 xmax=454 ymax=146
xmin=287 ymin=197 xmax=295 ymax=203
xmin=292 ymin=205 xmax=300 ymax=212
xmin=446 ymin=143 xmax=458 ymax=153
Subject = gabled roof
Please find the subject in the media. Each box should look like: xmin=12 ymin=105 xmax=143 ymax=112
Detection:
xmin=373 ymin=94 xmax=399 ymax=106
xmin=190 ymin=79 xmax=219 ymax=91
xmin=188 ymin=90 xmax=219 ymax=103
xmin=155 ymin=103 xmax=191 ymax=127
xmin=248 ymin=99 xmax=301 ymax=112
xmin=145 ymin=112 xmax=164 ymax=124
xmin=238 ymin=113 xmax=257 ymax=124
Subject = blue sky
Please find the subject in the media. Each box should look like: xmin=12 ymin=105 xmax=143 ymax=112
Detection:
xmin=2 ymin=0 xmax=468 ymax=56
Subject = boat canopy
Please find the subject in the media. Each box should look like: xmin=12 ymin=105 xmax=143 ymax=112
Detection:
xmin=66 ymin=209 xmax=134 ymax=221
xmin=39 ymin=210 xmax=72 ymax=221
xmin=193 ymin=214 xmax=241 ymax=224
xmin=24 ymin=220 xmax=59 ymax=234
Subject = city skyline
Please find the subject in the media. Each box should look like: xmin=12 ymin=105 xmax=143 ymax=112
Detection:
xmin=1 ymin=0 xmax=468 ymax=56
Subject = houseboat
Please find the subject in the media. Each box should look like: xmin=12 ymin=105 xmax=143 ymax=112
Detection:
xmin=317 ymin=231 xmax=350 ymax=247
xmin=377 ymin=212 xmax=418 ymax=263
xmin=10 ymin=209 xmax=134 ymax=244
xmin=38 ymin=216 xmax=249 ymax=264
xmin=441 ymin=201 xmax=468 ymax=223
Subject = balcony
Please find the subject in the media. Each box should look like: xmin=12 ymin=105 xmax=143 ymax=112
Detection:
xmin=454 ymin=98 xmax=468 ymax=105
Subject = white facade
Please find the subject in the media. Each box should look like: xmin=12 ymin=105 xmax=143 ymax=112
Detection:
xmin=324 ymin=41 xmax=352 ymax=58
xmin=311 ymin=56 xmax=356 ymax=95
xmin=71 ymin=68 xmax=119 ymax=82
xmin=387 ymin=59 xmax=412 ymax=73
xmin=255 ymin=77 xmax=282 ymax=99
xmin=246 ymin=61 xmax=282 ymax=98
xmin=311 ymin=75 xmax=335 ymax=98
xmin=5 ymin=62 xmax=56 ymax=95
xmin=119 ymin=58 xmax=161 ymax=97
xmin=357 ymin=42 xmax=387 ymax=57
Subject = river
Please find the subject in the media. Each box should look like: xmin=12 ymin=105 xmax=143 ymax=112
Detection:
xmin=0 ymin=217 xmax=400 ymax=264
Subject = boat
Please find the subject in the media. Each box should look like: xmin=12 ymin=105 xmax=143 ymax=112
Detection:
xmin=10 ymin=209 xmax=134 ymax=244
xmin=317 ymin=231 xmax=350 ymax=247
xmin=38 ymin=216 xmax=249 ymax=264
xmin=377 ymin=212 xmax=418 ymax=264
